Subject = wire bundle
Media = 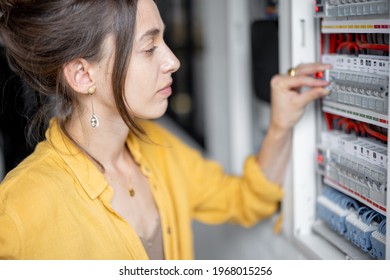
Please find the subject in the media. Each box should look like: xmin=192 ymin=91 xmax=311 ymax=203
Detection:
xmin=328 ymin=33 xmax=389 ymax=56
xmin=317 ymin=186 xmax=359 ymax=235
xmin=370 ymin=219 xmax=387 ymax=260
xmin=317 ymin=186 xmax=386 ymax=259
xmin=345 ymin=207 xmax=385 ymax=253
xmin=324 ymin=113 xmax=388 ymax=142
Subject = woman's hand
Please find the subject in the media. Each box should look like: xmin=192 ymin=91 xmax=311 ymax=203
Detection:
xmin=257 ymin=62 xmax=331 ymax=184
xmin=269 ymin=63 xmax=331 ymax=134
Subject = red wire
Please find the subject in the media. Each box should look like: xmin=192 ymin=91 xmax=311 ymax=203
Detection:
xmin=345 ymin=121 xmax=359 ymax=134
xmin=361 ymin=34 xmax=367 ymax=43
xmin=329 ymin=34 xmax=336 ymax=53
xmin=323 ymin=112 xmax=386 ymax=141
xmin=357 ymin=42 xmax=389 ymax=51
xmin=324 ymin=112 xmax=333 ymax=130
xmin=356 ymin=34 xmax=389 ymax=51
xmin=337 ymin=118 xmax=349 ymax=129
xmin=336 ymin=34 xmax=344 ymax=45
xmin=336 ymin=42 xmax=349 ymax=52
xmin=361 ymin=123 xmax=388 ymax=142
xmin=358 ymin=122 xmax=366 ymax=136
xmin=335 ymin=118 xmax=360 ymax=134
xmin=336 ymin=33 xmax=359 ymax=53
xmin=346 ymin=43 xmax=359 ymax=53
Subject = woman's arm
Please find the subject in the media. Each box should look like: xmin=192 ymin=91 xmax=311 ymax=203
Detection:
xmin=257 ymin=63 xmax=331 ymax=184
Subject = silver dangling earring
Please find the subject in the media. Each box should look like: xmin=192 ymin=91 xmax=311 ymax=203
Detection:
xmin=88 ymin=85 xmax=99 ymax=128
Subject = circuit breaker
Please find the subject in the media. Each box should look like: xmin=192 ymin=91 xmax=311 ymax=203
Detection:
xmin=278 ymin=0 xmax=390 ymax=260
xmin=312 ymin=0 xmax=389 ymax=260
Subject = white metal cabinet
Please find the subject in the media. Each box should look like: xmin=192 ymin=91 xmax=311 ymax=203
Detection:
xmin=280 ymin=0 xmax=390 ymax=260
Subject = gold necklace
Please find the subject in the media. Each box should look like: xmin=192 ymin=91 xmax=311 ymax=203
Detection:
xmin=106 ymin=176 xmax=135 ymax=197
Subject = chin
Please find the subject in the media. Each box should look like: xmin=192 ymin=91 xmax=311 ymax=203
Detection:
xmin=136 ymin=104 xmax=168 ymax=120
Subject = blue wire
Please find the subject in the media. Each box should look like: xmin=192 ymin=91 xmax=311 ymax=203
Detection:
xmin=357 ymin=206 xmax=369 ymax=218
xmin=378 ymin=219 xmax=386 ymax=235
xmin=366 ymin=211 xmax=380 ymax=225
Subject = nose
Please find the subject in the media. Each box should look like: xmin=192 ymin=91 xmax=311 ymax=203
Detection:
xmin=161 ymin=45 xmax=180 ymax=74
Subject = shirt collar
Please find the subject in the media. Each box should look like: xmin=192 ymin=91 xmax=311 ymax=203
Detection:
xmin=45 ymin=119 xmax=106 ymax=200
xmin=45 ymin=119 xmax=146 ymax=200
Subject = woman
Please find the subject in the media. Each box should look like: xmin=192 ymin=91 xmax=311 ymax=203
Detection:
xmin=0 ymin=0 xmax=330 ymax=259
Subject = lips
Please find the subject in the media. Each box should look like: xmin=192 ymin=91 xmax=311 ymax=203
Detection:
xmin=158 ymin=80 xmax=173 ymax=93
xmin=157 ymin=80 xmax=173 ymax=96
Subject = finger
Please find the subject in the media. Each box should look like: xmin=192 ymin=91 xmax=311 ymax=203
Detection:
xmin=294 ymin=87 xmax=330 ymax=107
xmin=281 ymin=75 xmax=329 ymax=89
xmin=294 ymin=63 xmax=332 ymax=76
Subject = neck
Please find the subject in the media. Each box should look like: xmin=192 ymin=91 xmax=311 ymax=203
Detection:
xmin=65 ymin=113 xmax=131 ymax=170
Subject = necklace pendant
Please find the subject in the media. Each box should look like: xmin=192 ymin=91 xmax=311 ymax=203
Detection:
xmin=129 ymin=189 xmax=135 ymax=197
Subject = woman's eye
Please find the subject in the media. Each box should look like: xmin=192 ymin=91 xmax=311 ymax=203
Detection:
xmin=145 ymin=46 xmax=158 ymax=54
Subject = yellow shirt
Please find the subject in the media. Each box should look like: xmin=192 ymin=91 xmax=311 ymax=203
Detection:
xmin=0 ymin=119 xmax=283 ymax=260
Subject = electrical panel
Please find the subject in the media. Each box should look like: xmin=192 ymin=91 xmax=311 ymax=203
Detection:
xmin=312 ymin=0 xmax=389 ymax=259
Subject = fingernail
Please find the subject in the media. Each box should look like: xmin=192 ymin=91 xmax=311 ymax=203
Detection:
xmin=322 ymin=89 xmax=330 ymax=95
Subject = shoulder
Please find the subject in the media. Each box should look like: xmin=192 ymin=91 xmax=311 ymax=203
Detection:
xmin=0 ymin=141 xmax=74 ymax=211
xmin=0 ymin=142 xmax=77 ymax=258
xmin=135 ymin=119 xmax=204 ymax=167
xmin=137 ymin=119 xmax=182 ymax=146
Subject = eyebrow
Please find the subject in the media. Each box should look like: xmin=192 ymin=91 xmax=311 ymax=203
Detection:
xmin=137 ymin=25 xmax=166 ymax=42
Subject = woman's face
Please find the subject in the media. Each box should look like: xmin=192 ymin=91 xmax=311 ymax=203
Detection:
xmin=123 ymin=0 xmax=180 ymax=119
xmin=92 ymin=0 xmax=180 ymax=122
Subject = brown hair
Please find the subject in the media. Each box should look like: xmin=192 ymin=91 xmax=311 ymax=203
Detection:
xmin=0 ymin=0 xmax=145 ymax=147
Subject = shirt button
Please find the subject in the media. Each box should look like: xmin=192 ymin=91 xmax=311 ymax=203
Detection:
xmin=167 ymin=227 xmax=171 ymax=234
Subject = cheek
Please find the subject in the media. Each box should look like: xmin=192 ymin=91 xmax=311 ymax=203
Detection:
xmin=123 ymin=60 xmax=164 ymax=118
xmin=124 ymin=80 xmax=141 ymax=108
xmin=124 ymin=79 xmax=168 ymax=119
xmin=124 ymin=75 xmax=152 ymax=111
xmin=125 ymin=65 xmax=156 ymax=104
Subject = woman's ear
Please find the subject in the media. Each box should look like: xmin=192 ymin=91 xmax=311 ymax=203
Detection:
xmin=63 ymin=59 xmax=95 ymax=94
